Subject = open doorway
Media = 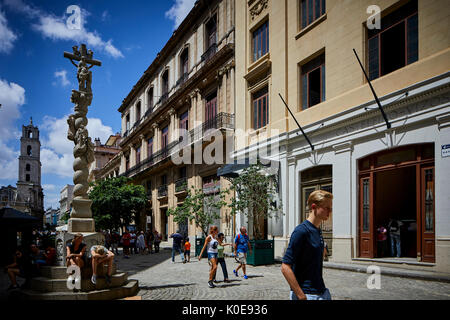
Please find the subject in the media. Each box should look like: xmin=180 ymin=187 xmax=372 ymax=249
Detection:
xmin=374 ymin=167 xmax=417 ymax=258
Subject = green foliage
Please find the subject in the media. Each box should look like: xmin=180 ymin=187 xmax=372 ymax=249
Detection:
xmin=89 ymin=176 xmax=148 ymax=231
xmin=60 ymin=210 xmax=70 ymax=224
xmin=227 ymin=162 xmax=282 ymax=240
xmin=167 ymin=186 xmax=228 ymax=237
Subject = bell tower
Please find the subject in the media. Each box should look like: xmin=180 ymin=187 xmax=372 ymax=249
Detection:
xmin=16 ymin=117 xmax=44 ymax=220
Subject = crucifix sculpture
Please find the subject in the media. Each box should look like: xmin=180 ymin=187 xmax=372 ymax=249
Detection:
xmin=63 ymin=44 xmax=101 ymax=233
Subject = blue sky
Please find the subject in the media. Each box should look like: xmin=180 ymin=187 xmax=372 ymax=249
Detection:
xmin=0 ymin=0 xmax=196 ymax=209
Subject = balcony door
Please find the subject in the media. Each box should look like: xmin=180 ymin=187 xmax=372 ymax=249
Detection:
xmin=205 ymin=92 xmax=217 ymax=130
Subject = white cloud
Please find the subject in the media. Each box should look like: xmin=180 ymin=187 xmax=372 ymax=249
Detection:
xmin=53 ymin=69 xmax=70 ymax=87
xmin=165 ymin=0 xmax=196 ymax=30
xmin=0 ymin=6 xmax=18 ymax=53
xmin=101 ymin=10 xmax=110 ymax=22
xmin=0 ymin=140 xmax=19 ymax=180
xmin=42 ymin=184 xmax=56 ymax=191
xmin=40 ymin=114 xmax=114 ymax=178
xmin=4 ymin=0 xmax=123 ymax=58
xmin=0 ymin=78 xmax=25 ymax=141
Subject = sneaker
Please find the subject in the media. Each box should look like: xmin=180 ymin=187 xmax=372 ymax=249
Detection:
xmin=91 ymin=275 xmax=97 ymax=285
xmin=208 ymin=281 xmax=216 ymax=288
xmin=233 ymin=269 xmax=238 ymax=277
xmin=183 ymin=260 xmax=186 ymax=264
xmin=105 ymin=275 xmax=112 ymax=285
xmin=243 ymin=275 xmax=248 ymax=280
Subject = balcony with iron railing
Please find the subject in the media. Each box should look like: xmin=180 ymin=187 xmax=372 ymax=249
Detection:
xmin=121 ymin=113 xmax=234 ymax=179
xmin=175 ymin=177 xmax=188 ymax=194
xmin=158 ymin=184 xmax=168 ymax=198
xmin=201 ymin=43 xmax=218 ymax=63
xmin=176 ymin=73 xmax=189 ymax=87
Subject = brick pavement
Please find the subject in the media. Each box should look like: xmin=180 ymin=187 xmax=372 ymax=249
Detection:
xmin=116 ymin=249 xmax=450 ymax=300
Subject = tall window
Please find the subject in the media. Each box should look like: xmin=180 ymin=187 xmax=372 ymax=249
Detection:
xmin=300 ymin=0 xmax=326 ymax=29
xmin=126 ymin=114 xmax=130 ymax=131
xmin=136 ymin=102 xmax=141 ymax=123
xmin=206 ymin=16 xmax=217 ymax=49
xmin=301 ymin=53 xmax=325 ymax=109
xmin=179 ymin=111 xmax=189 ymax=142
xmin=180 ymin=48 xmax=189 ymax=78
xmin=161 ymin=126 xmax=169 ymax=149
xmin=125 ymin=156 xmax=130 ymax=171
xmin=252 ymin=86 xmax=269 ymax=129
xmin=368 ymin=0 xmax=418 ymax=80
xmin=147 ymin=137 xmax=153 ymax=158
xmin=205 ymin=92 xmax=217 ymax=129
xmin=162 ymin=70 xmax=169 ymax=97
xmin=26 ymin=174 xmax=30 ymax=182
xmin=26 ymin=164 xmax=31 ymax=171
xmin=253 ymin=21 xmax=269 ymax=62
xmin=148 ymin=87 xmax=154 ymax=111
xmin=27 ymin=145 xmax=32 ymax=156
xmin=136 ymin=146 xmax=141 ymax=164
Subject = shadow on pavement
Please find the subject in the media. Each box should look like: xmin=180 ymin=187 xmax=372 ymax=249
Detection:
xmin=246 ymin=275 xmax=264 ymax=279
xmin=115 ymin=250 xmax=172 ymax=276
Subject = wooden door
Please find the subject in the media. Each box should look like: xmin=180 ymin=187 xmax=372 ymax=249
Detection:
xmin=421 ymin=166 xmax=435 ymax=262
xmin=359 ymin=174 xmax=374 ymax=257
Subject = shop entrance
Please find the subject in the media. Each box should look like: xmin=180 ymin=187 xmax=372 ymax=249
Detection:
xmin=358 ymin=143 xmax=435 ymax=262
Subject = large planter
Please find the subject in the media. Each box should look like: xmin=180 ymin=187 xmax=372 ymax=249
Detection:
xmin=194 ymin=236 xmax=208 ymax=258
xmin=246 ymin=239 xmax=275 ymax=266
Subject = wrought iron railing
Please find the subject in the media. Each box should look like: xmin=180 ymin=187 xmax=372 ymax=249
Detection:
xmin=175 ymin=177 xmax=188 ymax=193
xmin=158 ymin=184 xmax=168 ymax=198
xmin=144 ymin=106 xmax=153 ymax=118
xmin=201 ymin=43 xmax=218 ymax=62
xmin=176 ymin=73 xmax=189 ymax=87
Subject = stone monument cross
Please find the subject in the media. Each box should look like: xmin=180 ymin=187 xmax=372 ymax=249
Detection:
xmin=63 ymin=44 xmax=101 ymax=233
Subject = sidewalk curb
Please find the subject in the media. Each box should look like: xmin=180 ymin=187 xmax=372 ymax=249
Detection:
xmin=324 ymin=262 xmax=450 ymax=283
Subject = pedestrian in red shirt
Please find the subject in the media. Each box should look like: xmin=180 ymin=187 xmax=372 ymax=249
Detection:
xmin=122 ymin=229 xmax=131 ymax=259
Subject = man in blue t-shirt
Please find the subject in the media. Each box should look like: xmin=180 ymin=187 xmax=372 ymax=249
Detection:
xmin=233 ymin=227 xmax=252 ymax=279
xmin=281 ymin=190 xmax=333 ymax=300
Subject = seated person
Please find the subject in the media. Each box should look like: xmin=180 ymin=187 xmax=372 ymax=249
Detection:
xmin=30 ymin=244 xmax=47 ymax=269
xmin=89 ymin=245 xmax=114 ymax=285
xmin=66 ymin=233 xmax=87 ymax=269
xmin=4 ymin=248 xmax=26 ymax=290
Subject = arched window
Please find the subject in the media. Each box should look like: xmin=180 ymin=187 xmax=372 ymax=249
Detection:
xmin=136 ymin=101 xmax=141 ymax=122
xmin=148 ymin=87 xmax=154 ymax=111
xmin=27 ymin=145 xmax=32 ymax=156
xmin=180 ymin=48 xmax=189 ymax=79
xmin=162 ymin=70 xmax=169 ymax=98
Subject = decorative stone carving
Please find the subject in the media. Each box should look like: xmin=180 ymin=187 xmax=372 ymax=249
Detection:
xmin=249 ymin=0 xmax=268 ymax=20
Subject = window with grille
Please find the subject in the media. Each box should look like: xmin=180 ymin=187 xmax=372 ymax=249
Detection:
xmin=368 ymin=0 xmax=418 ymax=81
xmin=301 ymin=53 xmax=325 ymax=109
xmin=252 ymin=86 xmax=269 ymax=130
xmin=205 ymin=92 xmax=217 ymax=129
xmin=252 ymin=21 xmax=269 ymax=62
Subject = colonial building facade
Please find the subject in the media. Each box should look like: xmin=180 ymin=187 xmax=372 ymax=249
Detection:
xmin=233 ymin=0 xmax=450 ymax=273
xmin=88 ymin=134 xmax=122 ymax=183
xmin=115 ymin=0 xmax=236 ymax=241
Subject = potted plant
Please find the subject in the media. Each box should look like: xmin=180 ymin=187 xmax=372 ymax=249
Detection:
xmin=167 ymin=186 xmax=227 ymax=258
xmin=227 ymin=162 xmax=282 ymax=265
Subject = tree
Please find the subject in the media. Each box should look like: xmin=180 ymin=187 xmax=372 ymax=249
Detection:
xmin=89 ymin=176 xmax=148 ymax=231
xmin=167 ymin=186 xmax=228 ymax=237
xmin=227 ymin=163 xmax=282 ymax=240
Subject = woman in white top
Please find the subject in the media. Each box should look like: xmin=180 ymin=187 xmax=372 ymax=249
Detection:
xmin=199 ymin=225 xmax=219 ymax=288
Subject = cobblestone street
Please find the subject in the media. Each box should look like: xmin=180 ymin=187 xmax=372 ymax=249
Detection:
xmin=116 ymin=249 xmax=450 ymax=300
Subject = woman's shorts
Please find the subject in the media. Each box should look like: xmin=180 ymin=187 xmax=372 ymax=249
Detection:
xmin=207 ymin=252 xmax=218 ymax=260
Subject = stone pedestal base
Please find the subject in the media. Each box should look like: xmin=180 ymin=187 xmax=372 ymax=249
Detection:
xmin=68 ymin=218 xmax=95 ymax=233
xmin=71 ymin=198 xmax=93 ymax=219
xmin=55 ymin=232 xmax=105 ymax=266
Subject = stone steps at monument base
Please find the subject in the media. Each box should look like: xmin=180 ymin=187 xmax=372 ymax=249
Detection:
xmin=31 ymin=272 xmax=128 ymax=292
xmin=10 ymin=280 xmax=139 ymax=300
xmin=40 ymin=264 xmax=117 ymax=279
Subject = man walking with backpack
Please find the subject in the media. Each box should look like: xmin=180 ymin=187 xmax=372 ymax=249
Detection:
xmin=233 ymin=227 xmax=252 ymax=279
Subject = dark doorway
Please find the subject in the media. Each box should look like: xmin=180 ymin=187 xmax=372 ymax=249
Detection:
xmin=374 ymin=166 xmax=417 ymax=258
xmin=160 ymin=208 xmax=168 ymax=241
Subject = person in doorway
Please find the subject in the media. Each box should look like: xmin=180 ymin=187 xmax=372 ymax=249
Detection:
xmin=388 ymin=219 xmax=403 ymax=257
xmin=122 ymin=229 xmax=131 ymax=259
xmin=281 ymin=189 xmax=333 ymax=300
xmin=233 ymin=226 xmax=252 ymax=280
xmin=199 ymin=226 xmax=219 ymax=288
xmin=377 ymin=226 xmax=388 ymax=257
xmin=170 ymin=230 xmax=185 ymax=263
xmin=66 ymin=233 xmax=87 ymax=269
xmin=214 ymin=233 xmax=232 ymax=283
xmin=89 ymin=245 xmax=114 ymax=285
xmin=183 ymin=237 xmax=191 ymax=263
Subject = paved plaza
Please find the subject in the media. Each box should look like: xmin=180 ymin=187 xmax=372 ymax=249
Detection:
xmin=115 ymin=249 xmax=450 ymax=300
